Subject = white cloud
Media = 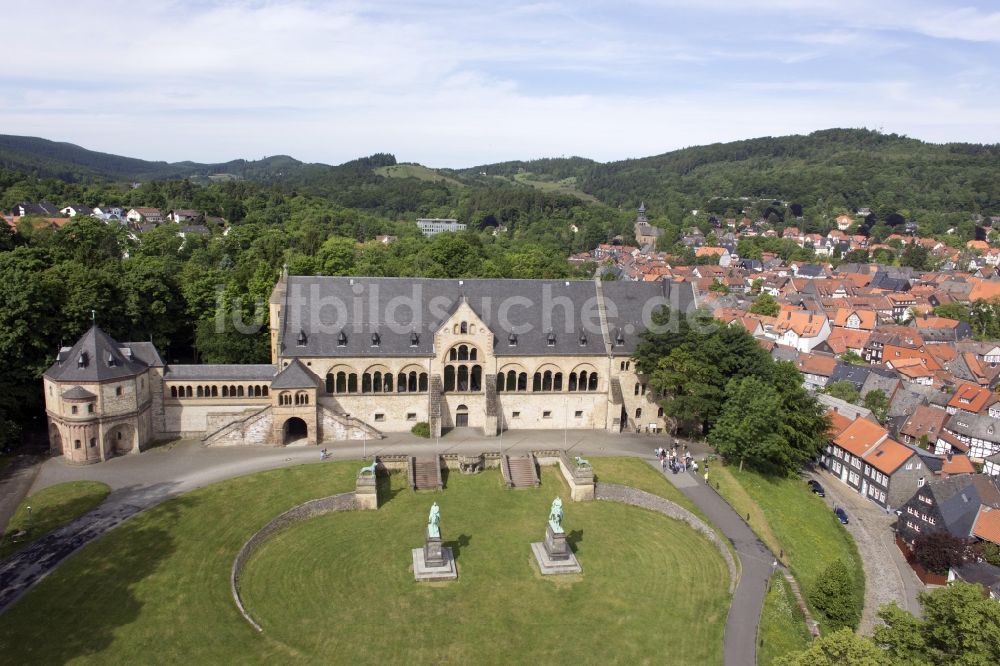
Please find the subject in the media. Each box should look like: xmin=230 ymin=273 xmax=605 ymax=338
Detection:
xmin=0 ymin=0 xmax=997 ymax=165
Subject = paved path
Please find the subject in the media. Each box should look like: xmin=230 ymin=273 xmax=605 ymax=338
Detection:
xmin=807 ymin=468 xmax=925 ymax=632
xmin=654 ymin=461 xmax=776 ymax=666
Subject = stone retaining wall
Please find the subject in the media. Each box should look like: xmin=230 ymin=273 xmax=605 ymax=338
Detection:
xmin=596 ymin=482 xmax=737 ymax=592
xmin=230 ymin=492 xmax=356 ymax=632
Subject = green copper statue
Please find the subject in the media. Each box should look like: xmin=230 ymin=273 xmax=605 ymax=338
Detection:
xmin=428 ymin=502 xmax=441 ymax=539
xmin=548 ymin=497 xmax=564 ymax=534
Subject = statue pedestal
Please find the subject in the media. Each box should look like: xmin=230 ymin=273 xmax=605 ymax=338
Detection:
xmin=355 ymin=474 xmax=377 ymax=510
xmin=532 ymin=524 xmax=581 ymax=575
xmin=412 ymin=534 xmax=457 ymax=581
xmin=543 ymin=524 xmax=570 ymax=560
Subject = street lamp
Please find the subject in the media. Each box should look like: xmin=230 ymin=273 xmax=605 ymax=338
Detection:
xmin=26 ymin=505 xmax=32 ymax=535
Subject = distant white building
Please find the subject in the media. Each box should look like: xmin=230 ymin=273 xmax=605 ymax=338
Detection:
xmin=416 ymin=218 xmax=466 ymax=237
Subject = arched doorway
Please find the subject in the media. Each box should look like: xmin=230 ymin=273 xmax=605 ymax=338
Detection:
xmin=455 ymin=404 xmax=469 ymax=428
xmin=48 ymin=424 xmax=62 ymax=455
xmin=106 ymin=423 xmax=135 ymax=455
xmin=283 ymin=417 xmax=308 ymax=445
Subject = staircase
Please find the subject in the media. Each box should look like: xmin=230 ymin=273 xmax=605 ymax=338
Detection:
xmin=504 ymin=455 xmax=539 ymax=488
xmin=410 ymin=456 xmax=443 ymax=491
xmin=428 ymin=375 xmax=443 ymax=437
xmin=609 ymin=378 xmax=624 ymax=406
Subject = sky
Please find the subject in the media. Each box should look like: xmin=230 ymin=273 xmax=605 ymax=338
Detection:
xmin=2 ymin=0 xmax=998 ymax=167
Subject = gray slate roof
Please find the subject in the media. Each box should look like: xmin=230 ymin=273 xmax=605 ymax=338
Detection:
xmin=163 ymin=364 xmax=277 ymax=381
xmin=927 ymin=475 xmax=1000 ymax=538
xmin=945 ymin=412 xmax=1000 ymax=444
xmin=828 ymin=363 xmax=874 ymax=390
xmin=61 ymin=386 xmax=96 ymax=401
xmin=123 ymin=341 xmax=164 ymax=368
xmin=277 ymin=276 xmax=694 ymax=358
xmin=45 ymin=325 xmax=150 ymax=382
xmin=271 ymin=359 xmax=323 ymax=389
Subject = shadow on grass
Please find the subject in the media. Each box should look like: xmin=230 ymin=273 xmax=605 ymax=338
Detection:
xmin=0 ymin=491 xmax=187 ymax=663
xmin=445 ymin=534 xmax=471 ymax=560
xmin=376 ymin=472 xmax=405 ymax=506
xmin=567 ymin=529 xmax=584 ymax=552
xmin=440 ymin=466 xmax=450 ymax=490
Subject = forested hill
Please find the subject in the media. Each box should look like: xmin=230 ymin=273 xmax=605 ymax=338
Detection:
xmin=3 ymin=128 xmax=998 ymax=220
xmin=458 ymin=129 xmax=1000 ymax=219
xmin=0 ymin=134 xmax=336 ymax=183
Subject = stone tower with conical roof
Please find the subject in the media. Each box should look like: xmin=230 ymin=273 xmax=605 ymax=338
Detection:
xmin=43 ymin=325 xmax=162 ymax=463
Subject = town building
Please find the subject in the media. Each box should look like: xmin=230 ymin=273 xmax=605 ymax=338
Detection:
xmin=416 ymin=218 xmax=466 ymax=236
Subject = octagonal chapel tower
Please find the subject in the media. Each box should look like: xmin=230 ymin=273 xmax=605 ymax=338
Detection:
xmin=43 ymin=325 xmax=162 ymax=464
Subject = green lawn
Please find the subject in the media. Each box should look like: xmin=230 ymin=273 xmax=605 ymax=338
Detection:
xmin=757 ymin=573 xmax=812 ymax=666
xmin=712 ymin=465 xmax=863 ymax=631
xmin=1 ymin=481 xmax=111 ymax=558
xmin=0 ymin=460 xmax=729 ymax=665
xmin=592 ymin=457 xmax=740 ymax=568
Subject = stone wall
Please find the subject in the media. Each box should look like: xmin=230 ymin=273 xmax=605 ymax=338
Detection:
xmin=230 ymin=492 xmax=357 ymax=632
xmin=596 ymin=482 xmax=737 ymax=592
xmin=205 ymin=408 xmax=274 ymax=447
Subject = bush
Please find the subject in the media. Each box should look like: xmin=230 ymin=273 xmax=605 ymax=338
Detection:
xmin=411 ymin=422 xmax=430 ymax=438
xmin=808 ymin=559 xmax=860 ymax=631
xmin=913 ymin=531 xmax=969 ymax=575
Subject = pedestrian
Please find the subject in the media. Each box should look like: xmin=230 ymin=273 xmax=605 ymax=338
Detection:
xmin=661 ymin=457 xmax=667 ymax=472
xmin=692 ymin=461 xmax=698 ymax=473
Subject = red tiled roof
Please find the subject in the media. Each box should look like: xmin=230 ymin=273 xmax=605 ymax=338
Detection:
xmin=834 ymin=417 xmax=888 ymax=456
xmin=864 ymin=439 xmax=914 ymax=475
xmin=972 ymin=506 xmax=1000 ymax=545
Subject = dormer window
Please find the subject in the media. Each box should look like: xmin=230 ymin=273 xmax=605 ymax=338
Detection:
xmin=547 ymin=331 xmax=556 ymax=347
xmin=371 ymin=332 xmax=380 ymax=347
xmin=78 ymin=352 xmax=88 ymax=368
xmin=107 ymin=353 xmax=117 ymax=367
xmin=337 ymin=330 xmax=347 ymax=346
xmin=579 ymin=332 xmax=587 ymax=346
xmin=615 ymin=329 xmax=625 ymax=346
xmin=508 ymin=332 xmax=517 ymax=347
xmin=297 ymin=329 xmax=307 ymax=347
xmin=410 ymin=331 xmax=419 ymax=347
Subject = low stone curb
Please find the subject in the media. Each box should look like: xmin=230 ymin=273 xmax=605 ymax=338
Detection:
xmin=230 ymin=492 xmax=356 ymax=632
xmin=596 ymin=482 xmax=738 ymax=592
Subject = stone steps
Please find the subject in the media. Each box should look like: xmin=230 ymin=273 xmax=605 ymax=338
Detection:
xmin=412 ymin=457 xmax=442 ymax=491
xmin=505 ymin=455 xmax=539 ymax=488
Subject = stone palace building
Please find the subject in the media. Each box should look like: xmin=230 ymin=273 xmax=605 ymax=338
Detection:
xmin=43 ymin=273 xmax=694 ymax=463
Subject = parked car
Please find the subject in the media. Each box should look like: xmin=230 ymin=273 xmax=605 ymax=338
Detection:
xmin=834 ymin=507 xmax=849 ymax=524
xmin=807 ymin=479 xmax=826 ymax=497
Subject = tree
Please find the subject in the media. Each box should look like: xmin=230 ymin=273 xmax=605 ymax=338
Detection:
xmin=777 ymin=628 xmax=893 ymax=666
xmin=918 ymin=582 xmax=1000 ymax=665
xmin=708 ymin=376 xmax=790 ymax=472
xmin=840 ymin=350 xmax=865 ymax=365
xmin=933 ymin=301 xmax=969 ymax=322
xmin=912 ymin=531 xmax=969 ymax=575
xmin=750 ymin=292 xmax=780 ymax=316
xmin=901 ymin=243 xmax=930 ymax=270
xmin=825 ymin=380 xmax=860 ymax=404
xmin=863 ymin=389 xmax=890 ymax=423
xmin=972 ymin=541 xmax=1000 ymax=567
xmin=808 ymin=559 xmax=861 ymax=631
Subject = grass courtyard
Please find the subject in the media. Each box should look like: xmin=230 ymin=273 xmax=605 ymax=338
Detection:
xmin=0 ymin=480 xmax=111 ymax=558
xmin=0 ymin=459 xmax=729 ymax=665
